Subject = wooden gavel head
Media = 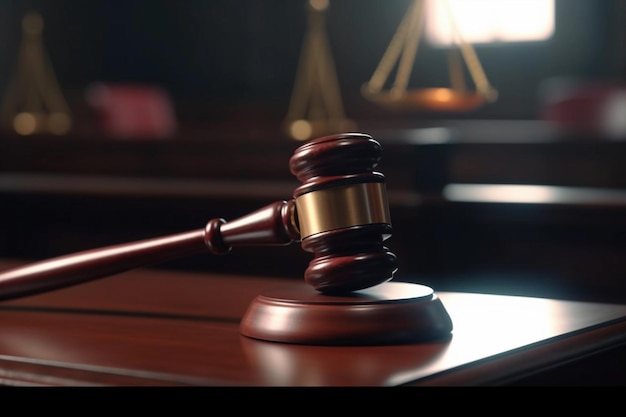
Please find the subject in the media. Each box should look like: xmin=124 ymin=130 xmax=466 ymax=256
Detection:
xmin=288 ymin=133 xmax=398 ymax=294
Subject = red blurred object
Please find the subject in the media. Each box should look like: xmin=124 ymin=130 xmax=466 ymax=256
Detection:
xmin=540 ymin=79 xmax=626 ymax=139
xmin=86 ymin=83 xmax=177 ymax=139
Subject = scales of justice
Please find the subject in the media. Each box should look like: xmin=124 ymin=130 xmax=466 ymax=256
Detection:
xmin=283 ymin=0 xmax=498 ymax=141
xmin=1 ymin=12 xmax=72 ymax=136
xmin=362 ymin=0 xmax=498 ymax=111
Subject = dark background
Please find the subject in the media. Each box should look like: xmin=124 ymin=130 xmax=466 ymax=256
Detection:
xmin=1 ymin=0 xmax=626 ymax=304
xmin=0 ymin=0 xmax=624 ymax=123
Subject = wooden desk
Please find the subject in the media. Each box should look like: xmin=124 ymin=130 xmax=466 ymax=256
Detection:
xmin=0 ymin=259 xmax=625 ymax=386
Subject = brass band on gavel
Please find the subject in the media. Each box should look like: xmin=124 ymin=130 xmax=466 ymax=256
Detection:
xmin=294 ymin=182 xmax=391 ymax=239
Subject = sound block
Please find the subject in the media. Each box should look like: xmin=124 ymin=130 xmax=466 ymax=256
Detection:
xmin=240 ymin=281 xmax=453 ymax=345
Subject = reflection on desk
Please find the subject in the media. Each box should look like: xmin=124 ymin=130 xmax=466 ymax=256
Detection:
xmin=0 ymin=259 xmax=625 ymax=386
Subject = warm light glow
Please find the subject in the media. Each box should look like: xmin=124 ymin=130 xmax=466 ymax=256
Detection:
xmin=432 ymin=88 xmax=454 ymax=103
xmin=289 ymin=119 xmax=313 ymax=141
xmin=425 ymin=0 xmax=555 ymax=46
xmin=309 ymin=0 xmax=329 ymax=12
xmin=13 ymin=112 xmax=38 ymax=135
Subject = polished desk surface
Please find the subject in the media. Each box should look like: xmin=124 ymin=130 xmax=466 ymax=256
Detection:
xmin=0 ymin=259 xmax=625 ymax=386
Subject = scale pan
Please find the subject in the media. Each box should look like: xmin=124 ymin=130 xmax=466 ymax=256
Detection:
xmin=371 ymin=88 xmax=487 ymax=112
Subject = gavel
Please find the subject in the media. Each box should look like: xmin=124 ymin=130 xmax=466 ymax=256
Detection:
xmin=0 ymin=133 xmax=398 ymax=301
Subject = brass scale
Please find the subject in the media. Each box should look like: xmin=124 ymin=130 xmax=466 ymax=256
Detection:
xmin=284 ymin=0 xmax=498 ymax=140
xmin=1 ymin=12 xmax=72 ymax=136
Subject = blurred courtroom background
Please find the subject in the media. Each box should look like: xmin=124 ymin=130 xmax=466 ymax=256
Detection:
xmin=1 ymin=0 xmax=626 ymax=303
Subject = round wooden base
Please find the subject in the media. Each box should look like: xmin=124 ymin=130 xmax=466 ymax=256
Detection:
xmin=240 ymin=281 xmax=453 ymax=345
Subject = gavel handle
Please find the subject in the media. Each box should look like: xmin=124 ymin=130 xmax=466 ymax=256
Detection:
xmin=0 ymin=200 xmax=298 ymax=301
